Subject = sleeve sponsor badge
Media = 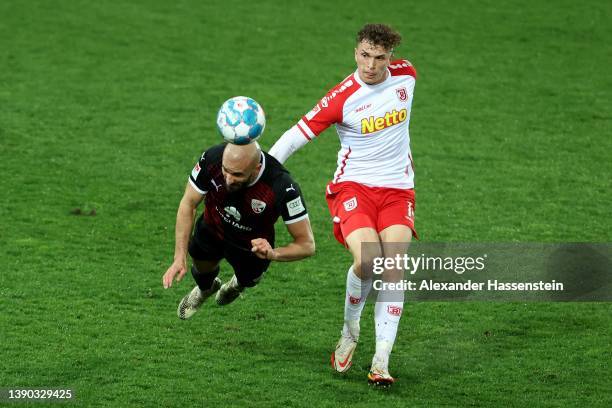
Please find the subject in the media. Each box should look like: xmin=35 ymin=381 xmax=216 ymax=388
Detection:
xmin=286 ymin=196 xmax=305 ymax=217
xmin=191 ymin=162 xmax=201 ymax=179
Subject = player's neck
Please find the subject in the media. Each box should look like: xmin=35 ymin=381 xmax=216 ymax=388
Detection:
xmin=358 ymin=69 xmax=389 ymax=86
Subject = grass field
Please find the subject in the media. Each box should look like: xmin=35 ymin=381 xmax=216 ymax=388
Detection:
xmin=1 ymin=0 xmax=611 ymax=406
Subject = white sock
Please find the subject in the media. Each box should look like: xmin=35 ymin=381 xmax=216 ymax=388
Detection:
xmin=373 ymin=290 xmax=404 ymax=366
xmin=342 ymin=266 xmax=372 ymax=340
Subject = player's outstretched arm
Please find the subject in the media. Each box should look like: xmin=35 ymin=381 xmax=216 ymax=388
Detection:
xmin=251 ymin=218 xmax=315 ymax=261
xmin=163 ymin=183 xmax=204 ymax=288
xmin=269 ymin=125 xmax=310 ymax=164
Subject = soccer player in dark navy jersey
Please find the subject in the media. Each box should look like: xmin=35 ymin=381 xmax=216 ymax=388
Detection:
xmin=163 ymin=142 xmax=315 ymax=318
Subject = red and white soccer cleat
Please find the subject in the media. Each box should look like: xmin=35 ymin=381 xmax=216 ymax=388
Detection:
xmin=331 ymin=334 xmax=358 ymax=373
xmin=367 ymin=356 xmax=395 ymax=387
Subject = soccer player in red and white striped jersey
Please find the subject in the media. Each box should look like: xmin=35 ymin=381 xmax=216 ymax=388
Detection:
xmin=270 ymin=23 xmax=417 ymax=387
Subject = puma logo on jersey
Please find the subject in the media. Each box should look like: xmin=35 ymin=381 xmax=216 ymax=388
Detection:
xmin=361 ymin=109 xmax=407 ymax=134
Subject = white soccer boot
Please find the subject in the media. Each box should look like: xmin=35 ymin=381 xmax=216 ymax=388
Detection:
xmin=215 ymin=275 xmax=244 ymax=306
xmin=177 ymin=278 xmax=221 ymax=320
xmin=331 ymin=321 xmax=359 ymax=373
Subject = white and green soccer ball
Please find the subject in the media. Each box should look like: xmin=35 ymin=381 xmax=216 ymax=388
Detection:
xmin=216 ymin=96 xmax=266 ymax=145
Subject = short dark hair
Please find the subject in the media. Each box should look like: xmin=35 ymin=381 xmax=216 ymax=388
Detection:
xmin=356 ymin=24 xmax=402 ymax=51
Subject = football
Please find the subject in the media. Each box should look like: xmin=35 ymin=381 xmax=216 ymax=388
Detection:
xmin=216 ymin=96 xmax=266 ymax=145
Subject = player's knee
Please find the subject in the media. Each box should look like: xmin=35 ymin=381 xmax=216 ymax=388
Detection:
xmin=192 ymin=259 xmax=221 ymax=275
xmin=353 ymin=250 xmax=382 ymax=280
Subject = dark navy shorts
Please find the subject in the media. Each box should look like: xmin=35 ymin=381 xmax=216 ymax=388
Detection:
xmin=188 ymin=217 xmax=271 ymax=287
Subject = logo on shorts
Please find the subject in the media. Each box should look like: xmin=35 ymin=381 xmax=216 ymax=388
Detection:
xmin=224 ymin=206 xmax=241 ymax=221
xmin=251 ymin=199 xmax=266 ymax=214
xmin=396 ymin=87 xmax=407 ymax=102
xmin=343 ymin=197 xmax=357 ymax=212
xmin=387 ymin=305 xmax=403 ymax=316
xmin=406 ymin=201 xmax=414 ymax=221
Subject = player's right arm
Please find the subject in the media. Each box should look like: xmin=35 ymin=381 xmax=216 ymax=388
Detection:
xmin=268 ymin=125 xmax=311 ymax=165
xmin=270 ymin=77 xmax=355 ymax=163
xmin=163 ymin=182 xmax=204 ymax=288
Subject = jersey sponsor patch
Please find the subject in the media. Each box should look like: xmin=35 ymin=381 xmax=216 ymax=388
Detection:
xmin=343 ymin=197 xmax=357 ymax=212
xmin=224 ymin=206 xmax=241 ymax=221
xmin=361 ymin=109 xmax=407 ymax=134
xmin=286 ymin=196 xmax=305 ymax=217
xmin=251 ymin=199 xmax=266 ymax=214
xmin=191 ymin=162 xmax=201 ymax=179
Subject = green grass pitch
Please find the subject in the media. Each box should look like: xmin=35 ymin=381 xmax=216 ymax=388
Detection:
xmin=1 ymin=0 xmax=610 ymax=406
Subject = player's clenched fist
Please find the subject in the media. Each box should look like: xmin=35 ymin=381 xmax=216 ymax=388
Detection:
xmin=251 ymin=238 xmax=278 ymax=260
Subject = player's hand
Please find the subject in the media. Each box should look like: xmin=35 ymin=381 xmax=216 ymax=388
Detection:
xmin=251 ymin=238 xmax=277 ymax=260
xmin=163 ymin=259 xmax=187 ymax=289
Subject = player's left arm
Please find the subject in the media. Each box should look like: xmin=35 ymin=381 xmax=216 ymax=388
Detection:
xmin=251 ymin=175 xmax=315 ymax=261
xmin=251 ymin=218 xmax=315 ymax=261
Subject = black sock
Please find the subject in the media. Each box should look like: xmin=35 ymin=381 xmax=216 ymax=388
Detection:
xmin=191 ymin=265 xmax=220 ymax=291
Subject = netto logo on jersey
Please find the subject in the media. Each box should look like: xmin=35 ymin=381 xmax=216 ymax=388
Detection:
xmin=361 ymin=109 xmax=407 ymax=134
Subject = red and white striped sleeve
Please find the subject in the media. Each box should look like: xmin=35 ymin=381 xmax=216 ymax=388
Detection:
xmin=389 ymin=59 xmax=417 ymax=78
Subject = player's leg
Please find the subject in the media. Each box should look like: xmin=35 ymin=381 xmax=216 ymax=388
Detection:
xmin=326 ymin=182 xmax=381 ymax=373
xmin=216 ymin=246 xmax=270 ymax=306
xmin=368 ymin=188 xmax=416 ymax=386
xmin=191 ymin=259 xmax=222 ymax=292
xmin=331 ymin=227 xmax=381 ymax=373
xmin=177 ymin=222 xmax=224 ymax=320
xmin=177 ymin=259 xmax=223 ymax=320
xmin=343 ymin=227 xmax=381 ymax=338
xmin=369 ymin=225 xmax=412 ymax=386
